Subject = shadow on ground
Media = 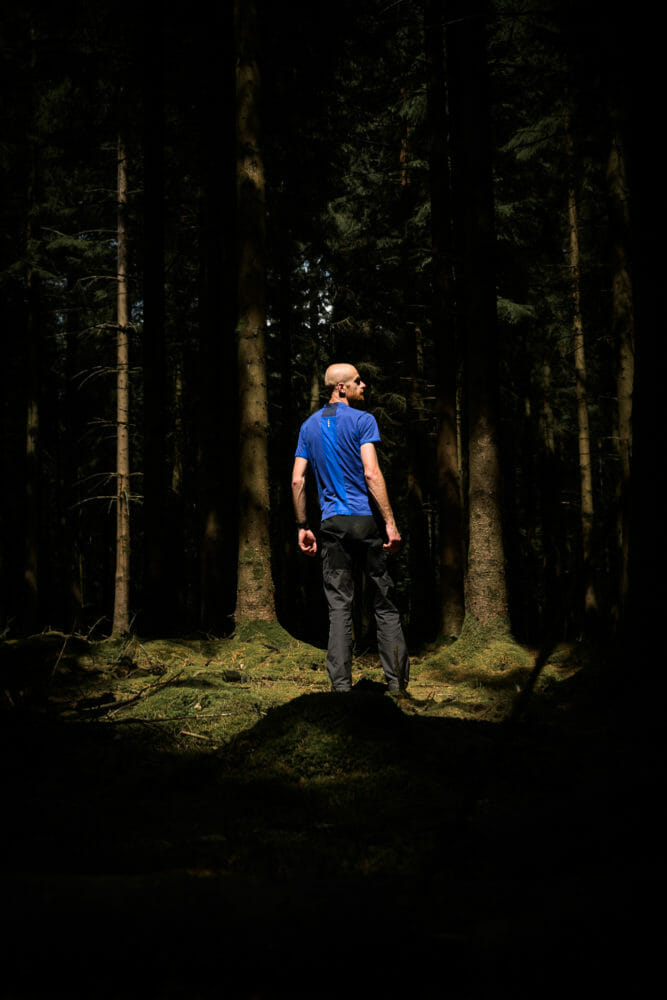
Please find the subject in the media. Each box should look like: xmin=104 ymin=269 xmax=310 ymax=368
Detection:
xmin=0 ymin=638 xmax=659 ymax=997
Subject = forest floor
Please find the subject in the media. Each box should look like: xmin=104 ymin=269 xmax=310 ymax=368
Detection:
xmin=0 ymin=624 xmax=659 ymax=998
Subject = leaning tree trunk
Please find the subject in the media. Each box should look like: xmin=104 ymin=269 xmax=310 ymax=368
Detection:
xmin=112 ymin=131 xmax=131 ymax=636
xmin=234 ymin=0 xmax=276 ymax=623
xmin=447 ymin=1 xmax=508 ymax=627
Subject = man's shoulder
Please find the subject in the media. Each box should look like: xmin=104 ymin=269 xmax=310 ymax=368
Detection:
xmin=299 ymin=406 xmax=324 ymax=429
xmin=342 ymin=406 xmax=380 ymax=437
xmin=339 ymin=404 xmax=375 ymax=422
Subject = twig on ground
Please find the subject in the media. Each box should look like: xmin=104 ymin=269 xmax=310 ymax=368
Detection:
xmin=103 ymin=670 xmax=184 ymax=718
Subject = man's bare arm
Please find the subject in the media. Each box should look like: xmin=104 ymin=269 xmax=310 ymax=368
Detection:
xmin=360 ymin=442 xmax=401 ymax=553
xmin=291 ymin=457 xmax=317 ymax=556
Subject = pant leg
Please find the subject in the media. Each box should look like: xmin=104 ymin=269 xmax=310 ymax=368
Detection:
xmin=365 ymin=534 xmax=410 ymax=691
xmin=320 ymin=519 xmax=355 ymax=691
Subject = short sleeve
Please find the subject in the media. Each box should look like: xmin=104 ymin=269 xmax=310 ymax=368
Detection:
xmin=357 ymin=412 xmax=381 ymax=447
xmin=295 ymin=424 xmax=309 ymax=459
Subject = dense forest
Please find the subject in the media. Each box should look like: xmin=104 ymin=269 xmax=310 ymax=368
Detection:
xmin=0 ymin=0 xmax=659 ymax=657
xmin=1 ymin=4 xmax=661 ymax=995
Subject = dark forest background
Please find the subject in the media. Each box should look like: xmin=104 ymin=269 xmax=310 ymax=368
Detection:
xmin=0 ymin=0 xmax=660 ymax=659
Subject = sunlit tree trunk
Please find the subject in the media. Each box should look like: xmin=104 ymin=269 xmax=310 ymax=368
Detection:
xmin=564 ymin=106 xmax=597 ymax=619
xmin=234 ymin=0 xmax=276 ymax=623
xmin=112 ymin=132 xmax=131 ymax=635
xmin=448 ymin=1 xmax=508 ymax=627
xmin=607 ymin=126 xmax=634 ymax=627
xmin=426 ymin=0 xmax=464 ymax=640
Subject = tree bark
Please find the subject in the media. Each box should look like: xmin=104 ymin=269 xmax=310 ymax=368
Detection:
xmin=606 ymin=125 xmax=634 ymax=627
xmin=564 ymin=105 xmax=597 ymax=619
xmin=112 ymin=131 xmax=131 ymax=636
xmin=447 ymin=1 xmax=508 ymax=626
xmin=234 ymin=0 xmax=276 ymax=623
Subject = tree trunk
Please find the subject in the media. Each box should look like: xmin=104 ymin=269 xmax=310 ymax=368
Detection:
xmin=606 ymin=125 xmax=634 ymax=628
xmin=112 ymin=132 xmax=131 ymax=636
xmin=447 ymin=1 xmax=508 ymax=627
xmin=426 ymin=0 xmax=464 ymax=640
xmin=564 ymin=105 xmax=597 ymax=620
xmin=234 ymin=0 xmax=276 ymax=623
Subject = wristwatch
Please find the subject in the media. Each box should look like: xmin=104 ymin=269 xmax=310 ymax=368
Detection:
xmin=296 ymin=521 xmax=309 ymax=530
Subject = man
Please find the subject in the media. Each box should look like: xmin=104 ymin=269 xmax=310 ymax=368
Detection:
xmin=291 ymin=362 xmax=410 ymax=694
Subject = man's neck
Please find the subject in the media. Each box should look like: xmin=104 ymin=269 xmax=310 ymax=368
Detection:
xmin=328 ymin=394 xmax=349 ymax=406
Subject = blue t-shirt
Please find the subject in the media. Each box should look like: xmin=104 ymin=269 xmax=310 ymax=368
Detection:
xmin=295 ymin=403 xmax=381 ymax=519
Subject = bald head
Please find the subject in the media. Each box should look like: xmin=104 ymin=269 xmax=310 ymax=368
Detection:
xmin=324 ymin=362 xmax=366 ymax=406
xmin=325 ymin=363 xmax=357 ymax=389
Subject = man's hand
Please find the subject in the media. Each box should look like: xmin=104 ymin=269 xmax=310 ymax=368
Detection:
xmin=383 ymin=521 xmax=401 ymax=554
xmin=298 ymin=528 xmax=318 ymax=556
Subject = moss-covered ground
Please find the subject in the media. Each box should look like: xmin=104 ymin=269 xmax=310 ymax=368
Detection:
xmin=0 ymin=625 xmax=656 ymax=997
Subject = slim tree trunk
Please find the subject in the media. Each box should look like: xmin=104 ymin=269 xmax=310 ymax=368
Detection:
xmin=234 ymin=0 xmax=276 ymax=623
xmin=447 ymin=1 xmax=508 ymax=627
xmin=606 ymin=126 xmax=634 ymax=626
xmin=564 ymin=105 xmax=597 ymax=619
xmin=112 ymin=132 xmax=131 ymax=635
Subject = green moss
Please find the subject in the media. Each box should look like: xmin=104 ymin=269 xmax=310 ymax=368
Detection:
xmin=232 ymin=620 xmax=295 ymax=648
xmin=422 ymin=614 xmax=532 ymax=680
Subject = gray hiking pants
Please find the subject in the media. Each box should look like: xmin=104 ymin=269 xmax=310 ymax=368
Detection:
xmin=320 ymin=515 xmax=410 ymax=692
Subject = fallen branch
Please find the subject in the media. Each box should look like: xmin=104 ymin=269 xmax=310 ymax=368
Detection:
xmin=102 ymin=670 xmax=185 ymax=718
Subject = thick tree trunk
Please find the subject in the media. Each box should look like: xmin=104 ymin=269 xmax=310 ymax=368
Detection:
xmin=112 ymin=132 xmax=131 ymax=636
xmin=234 ymin=0 xmax=276 ymax=623
xmin=426 ymin=0 xmax=464 ymax=640
xmin=447 ymin=2 xmax=508 ymax=627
